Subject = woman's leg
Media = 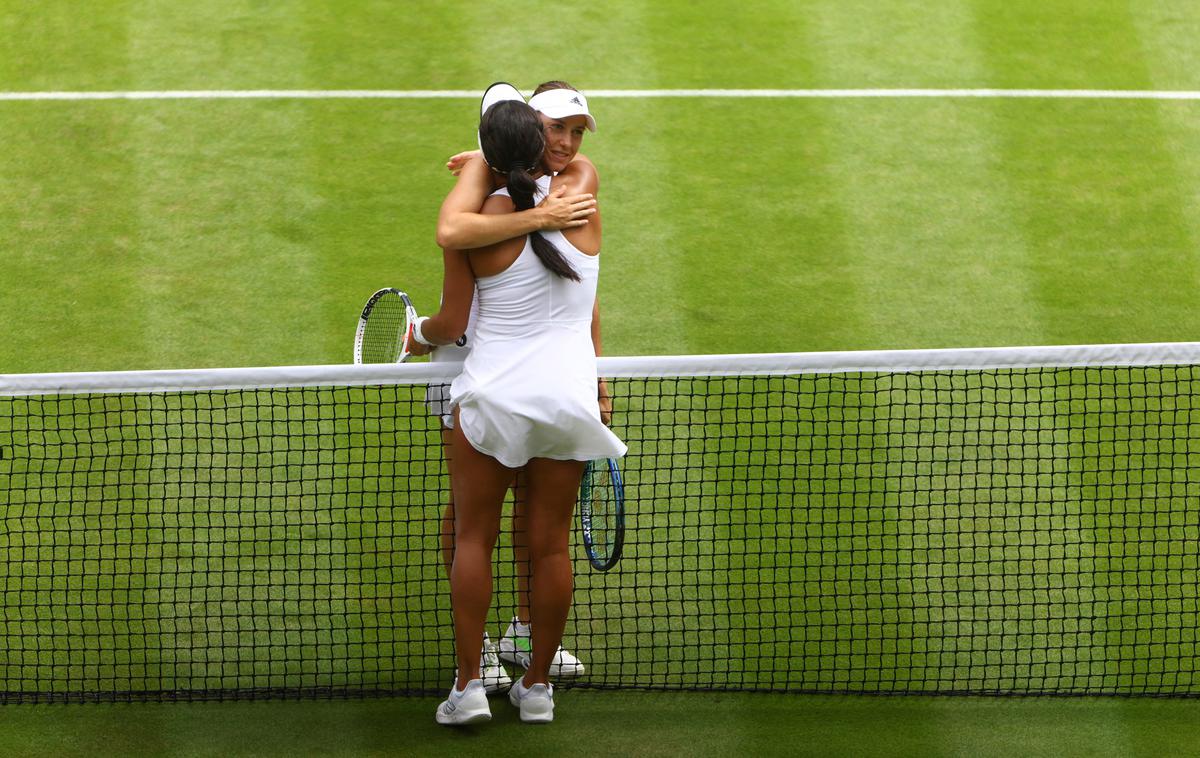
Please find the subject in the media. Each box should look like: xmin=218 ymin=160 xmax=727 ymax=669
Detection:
xmin=445 ymin=428 xmax=523 ymax=608
xmin=439 ymin=428 xmax=456 ymax=575
xmin=521 ymin=457 xmax=586 ymax=686
xmin=510 ymin=471 xmax=531 ymax=622
xmin=449 ymin=414 xmax=513 ymax=687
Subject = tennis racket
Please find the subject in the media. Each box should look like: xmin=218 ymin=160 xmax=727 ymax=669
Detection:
xmin=353 ymin=288 xmax=419 ymax=364
xmin=579 ymin=457 xmax=625 ymax=571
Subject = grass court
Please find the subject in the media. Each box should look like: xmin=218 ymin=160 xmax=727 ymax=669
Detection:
xmin=3 ymin=1 xmax=1200 ymax=755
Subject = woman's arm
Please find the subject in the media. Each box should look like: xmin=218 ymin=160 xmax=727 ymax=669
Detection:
xmin=414 ymin=192 xmax=527 ymax=351
xmin=435 ymin=156 xmax=595 ymax=250
xmin=592 ymin=296 xmax=613 ymax=425
xmin=591 ymin=296 xmax=603 ymax=357
xmin=568 ymin=156 xmax=609 ymax=422
xmin=552 ymin=155 xmax=602 ymax=258
xmin=407 ymin=248 xmax=475 ymax=353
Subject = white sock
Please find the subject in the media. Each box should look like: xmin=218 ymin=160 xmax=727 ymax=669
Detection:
xmin=512 ymin=619 xmax=531 ymax=635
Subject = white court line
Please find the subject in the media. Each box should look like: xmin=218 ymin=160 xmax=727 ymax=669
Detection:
xmin=596 ymin=88 xmax=1200 ymax=100
xmin=3 ymin=88 xmax=1200 ymax=101
xmin=0 ymin=89 xmax=480 ymax=101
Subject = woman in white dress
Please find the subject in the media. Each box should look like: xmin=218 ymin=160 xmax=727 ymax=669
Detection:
xmin=410 ymin=98 xmax=625 ymax=725
xmin=427 ymin=82 xmax=601 ymax=691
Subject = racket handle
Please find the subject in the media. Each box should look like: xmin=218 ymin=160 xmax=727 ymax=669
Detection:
xmin=400 ymin=322 xmax=415 ymax=359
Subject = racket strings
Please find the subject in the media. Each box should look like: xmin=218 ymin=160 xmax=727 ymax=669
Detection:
xmin=361 ymin=296 xmax=408 ymax=363
xmin=581 ymin=461 xmax=622 ymax=569
xmin=589 ymin=469 xmax=616 ymax=559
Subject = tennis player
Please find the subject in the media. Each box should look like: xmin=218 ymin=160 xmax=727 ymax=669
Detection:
xmin=429 ymin=81 xmax=604 ymax=691
xmin=411 ymin=95 xmax=625 ymax=725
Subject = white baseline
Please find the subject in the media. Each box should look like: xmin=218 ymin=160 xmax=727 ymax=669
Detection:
xmin=3 ymin=88 xmax=1200 ymax=102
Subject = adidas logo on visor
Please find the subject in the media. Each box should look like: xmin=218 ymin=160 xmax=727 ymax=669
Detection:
xmin=570 ymin=96 xmax=582 ymax=105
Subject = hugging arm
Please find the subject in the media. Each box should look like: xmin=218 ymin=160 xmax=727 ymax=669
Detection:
xmin=416 ymin=189 xmax=525 ymax=351
xmin=436 ymin=156 xmax=596 ymax=250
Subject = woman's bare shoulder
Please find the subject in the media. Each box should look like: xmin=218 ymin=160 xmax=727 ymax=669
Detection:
xmin=480 ymin=192 xmax=515 ymax=215
xmin=467 ymin=191 xmax=525 ymax=269
xmin=551 ymin=157 xmax=598 ymax=194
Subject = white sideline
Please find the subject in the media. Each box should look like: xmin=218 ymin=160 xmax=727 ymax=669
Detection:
xmin=3 ymin=342 xmax=1200 ymax=396
xmin=3 ymin=89 xmax=1200 ymax=102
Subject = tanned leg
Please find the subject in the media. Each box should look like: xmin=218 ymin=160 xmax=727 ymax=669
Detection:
xmin=511 ymin=471 xmax=531 ymax=623
xmin=439 ymin=428 xmax=456 ymax=576
xmin=521 ymin=458 xmax=585 ymax=686
xmin=448 ymin=416 xmax=512 ymax=688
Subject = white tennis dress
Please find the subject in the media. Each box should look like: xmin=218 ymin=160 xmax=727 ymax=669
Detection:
xmin=449 ymin=184 xmax=627 ymax=468
xmin=427 ymin=176 xmax=550 ymax=427
xmin=426 ymin=292 xmax=478 ymax=428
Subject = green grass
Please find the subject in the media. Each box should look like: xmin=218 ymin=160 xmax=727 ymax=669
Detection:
xmin=7 ymin=95 xmax=1200 ymax=369
xmin=2 ymin=694 xmax=1200 ymax=757
xmin=5 ymin=4 xmax=1200 ymax=370
xmin=6 ymin=0 xmax=1200 ymax=753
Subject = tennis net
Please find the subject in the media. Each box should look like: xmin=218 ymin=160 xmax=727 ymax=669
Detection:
xmin=2 ymin=343 xmax=1199 ymax=702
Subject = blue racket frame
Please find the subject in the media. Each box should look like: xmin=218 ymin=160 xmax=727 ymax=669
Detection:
xmin=579 ymin=457 xmax=625 ymax=571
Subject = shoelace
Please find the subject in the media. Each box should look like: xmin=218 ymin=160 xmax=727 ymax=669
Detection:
xmin=482 ymin=640 xmax=502 ymax=665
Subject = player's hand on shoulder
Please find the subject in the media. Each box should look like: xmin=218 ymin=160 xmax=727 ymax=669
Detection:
xmin=537 ymin=185 xmax=596 ymax=231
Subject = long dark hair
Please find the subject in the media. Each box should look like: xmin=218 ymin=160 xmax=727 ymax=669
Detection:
xmin=479 ymin=100 xmax=580 ymax=282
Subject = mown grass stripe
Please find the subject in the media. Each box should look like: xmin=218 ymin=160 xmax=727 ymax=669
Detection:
xmin=7 ymin=89 xmax=1200 ymax=101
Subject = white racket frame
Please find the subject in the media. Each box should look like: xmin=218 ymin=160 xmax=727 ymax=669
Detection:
xmin=353 ymin=288 xmax=419 ymax=364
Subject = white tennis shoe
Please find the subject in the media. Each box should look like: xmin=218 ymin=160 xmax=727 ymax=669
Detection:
xmin=498 ymin=617 xmax=586 ymax=677
xmin=508 ymin=678 xmax=554 ymax=724
xmin=435 ymin=679 xmax=491 ymax=726
xmin=454 ymin=633 xmax=512 ymax=694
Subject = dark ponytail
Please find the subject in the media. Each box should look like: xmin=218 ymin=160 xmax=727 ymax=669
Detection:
xmin=480 ymin=101 xmax=580 ymax=282
xmin=506 ymin=168 xmax=581 ymax=282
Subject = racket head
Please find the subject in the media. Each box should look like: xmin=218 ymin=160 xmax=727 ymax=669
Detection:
xmin=579 ymin=457 xmax=625 ymax=571
xmin=354 ymin=288 xmax=419 ymax=364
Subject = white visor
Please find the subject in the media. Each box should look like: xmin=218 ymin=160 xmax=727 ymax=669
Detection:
xmin=478 ymin=82 xmax=527 ymax=158
xmin=480 ymin=81 xmax=525 ymax=118
xmin=528 ymin=88 xmax=597 ymax=132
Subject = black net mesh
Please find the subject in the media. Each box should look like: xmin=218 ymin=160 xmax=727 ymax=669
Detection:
xmin=1 ymin=364 xmax=1199 ymax=701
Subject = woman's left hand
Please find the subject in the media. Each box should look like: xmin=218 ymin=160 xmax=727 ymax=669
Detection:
xmin=446 ymin=150 xmax=482 ymax=176
xmin=407 ymin=339 xmax=432 ymax=358
xmin=598 ymin=379 xmax=613 ymax=426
